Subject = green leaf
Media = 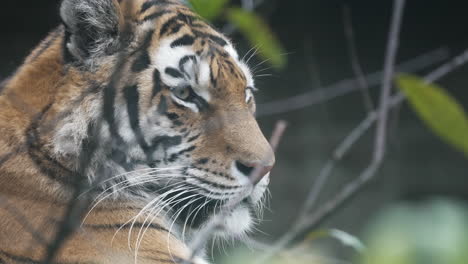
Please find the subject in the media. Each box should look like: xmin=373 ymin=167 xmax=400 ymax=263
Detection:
xmin=227 ymin=8 xmax=286 ymax=69
xmin=188 ymin=0 xmax=230 ymax=21
xmin=397 ymin=74 xmax=468 ymax=158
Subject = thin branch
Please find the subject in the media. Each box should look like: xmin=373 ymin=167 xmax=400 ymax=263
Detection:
xmin=257 ymin=1 xmax=406 ymax=262
xmin=241 ymin=0 xmax=255 ymax=11
xmin=303 ymin=45 xmax=468 ymax=232
xmin=342 ymin=4 xmax=374 ymax=111
xmin=257 ymin=34 xmax=468 ymax=264
xmin=184 ymin=121 xmax=287 ymax=264
xmin=257 ymin=47 xmax=449 ymax=117
xmin=424 ymin=48 xmax=468 ymax=82
xmin=374 ymin=0 xmax=406 ymax=163
xmin=0 ymin=196 xmax=48 ymax=245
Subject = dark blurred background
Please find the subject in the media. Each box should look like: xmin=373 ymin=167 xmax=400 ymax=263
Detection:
xmin=2 ymin=0 xmax=468 ymax=263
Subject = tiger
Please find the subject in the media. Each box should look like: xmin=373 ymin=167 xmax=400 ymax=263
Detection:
xmin=0 ymin=0 xmax=276 ymax=263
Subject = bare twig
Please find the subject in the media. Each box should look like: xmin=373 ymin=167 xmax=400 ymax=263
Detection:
xmin=303 ymin=45 xmax=468 ymax=230
xmin=374 ymin=0 xmax=406 ymax=163
xmin=0 ymin=196 xmax=47 ymax=245
xmin=424 ymin=48 xmax=468 ymax=82
xmin=256 ymin=1 xmax=406 ymax=262
xmin=257 ymin=47 xmax=449 ymax=117
xmin=185 ymin=121 xmax=287 ymax=264
xmin=241 ymin=0 xmax=255 ymax=11
xmin=258 ymin=23 xmax=468 ymax=264
xmin=342 ymin=5 xmax=374 ymax=111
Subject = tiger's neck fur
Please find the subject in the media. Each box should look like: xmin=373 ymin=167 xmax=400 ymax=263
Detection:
xmin=0 ymin=25 xmax=202 ymax=263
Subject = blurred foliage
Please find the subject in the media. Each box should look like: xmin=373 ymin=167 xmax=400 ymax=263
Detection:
xmin=188 ymin=0 xmax=286 ymax=69
xmin=219 ymin=229 xmax=364 ymax=264
xmin=397 ymin=74 xmax=468 ymax=158
xmin=227 ymin=8 xmax=286 ymax=69
xmin=359 ymin=199 xmax=468 ymax=264
xmin=220 ymin=247 xmax=328 ymax=264
xmin=188 ymin=0 xmax=230 ymax=20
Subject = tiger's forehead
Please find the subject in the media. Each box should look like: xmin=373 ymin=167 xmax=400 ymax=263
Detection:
xmin=131 ymin=0 xmax=254 ymax=101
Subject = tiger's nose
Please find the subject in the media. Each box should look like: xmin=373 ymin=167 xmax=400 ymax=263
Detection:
xmin=235 ymin=161 xmax=274 ymax=185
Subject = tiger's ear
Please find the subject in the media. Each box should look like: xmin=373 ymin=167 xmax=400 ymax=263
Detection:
xmin=60 ymin=0 xmax=124 ymax=61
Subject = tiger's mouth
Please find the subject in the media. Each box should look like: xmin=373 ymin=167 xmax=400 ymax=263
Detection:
xmin=159 ymin=188 xmax=254 ymax=227
xmin=153 ymin=182 xmax=263 ymax=238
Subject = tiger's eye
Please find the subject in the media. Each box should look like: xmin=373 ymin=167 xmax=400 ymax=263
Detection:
xmin=173 ymin=85 xmax=191 ymax=101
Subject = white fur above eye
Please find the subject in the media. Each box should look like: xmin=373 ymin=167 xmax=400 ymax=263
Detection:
xmin=170 ymin=93 xmax=199 ymax=113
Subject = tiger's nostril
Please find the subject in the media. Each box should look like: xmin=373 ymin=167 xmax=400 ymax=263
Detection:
xmin=235 ymin=161 xmax=273 ymax=184
xmin=235 ymin=161 xmax=255 ymax=176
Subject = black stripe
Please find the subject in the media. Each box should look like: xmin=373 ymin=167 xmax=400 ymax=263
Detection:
xmin=150 ymin=135 xmax=182 ymax=152
xmin=140 ymin=0 xmax=173 ymax=13
xmin=179 ymin=55 xmax=196 ymax=69
xmin=209 ymin=59 xmax=217 ymax=87
xmin=124 ymin=85 xmax=150 ymax=155
xmin=184 ymin=181 xmax=238 ymax=195
xmin=26 ymin=104 xmax=75 ymax=186
xmin=168 ymin=146 xmax=196 ymax=162
xmin=179 ymin=55 xmax=197 ymax=80
xmin=62 ymin=26 xmax=76 ymax=64
xmin=168 ymin=23 xmax=184 ymax=35
xmin=208 ymin=35 xmax=228 ymax=46
xmin=132 ymin=30 xmax=154 ymax=72
xmin=193 ymin=29 xmax=228 ymax=46
xmin=159 ymin=13 xmax=197 ymax=36
xmin=152 ymin=69 xmax=162 ymax=99
xmin=29 ymin=26 xmax=63 ymax=62
xmin=192 ymin=177 xmax=241 ymax=191
xmin=142 ymin=10 xmax=171 ymax=22
xmin=170 ymin=34 xmax=195 ymax=48
xmin=159 ymin=15 xmax=180 ymax=36
xmin=157 ymin=95 xmax=168 ymax=114
xmin=187 ymin=134 xmax=200 ymax=142
xmin=166 ymin=112 xmax=179 ymax=120
xmin=103 ymin=78 xmax=126 ymax=147
xmin=165 ymin=67 xmax=184 ymax=79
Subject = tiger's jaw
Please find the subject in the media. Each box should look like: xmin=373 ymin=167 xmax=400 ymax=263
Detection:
xmin=219 ymin=174 xmax=270 ymax=238
xmin=145 ymin=169 xmax=270 ymax=240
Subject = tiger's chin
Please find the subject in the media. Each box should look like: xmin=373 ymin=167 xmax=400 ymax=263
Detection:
xmin=216 ymin=205 xmax=254 ymax=238
xmin=165 ymin=196 xmax=258 ymax=240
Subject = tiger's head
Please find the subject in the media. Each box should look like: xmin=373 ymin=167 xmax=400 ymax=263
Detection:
xmin=49 ymin=0 xmax=275 ymax=239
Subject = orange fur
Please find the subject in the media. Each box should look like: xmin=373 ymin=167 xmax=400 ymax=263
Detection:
xmin=0 ymin=1 xmax=273 ymax=263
